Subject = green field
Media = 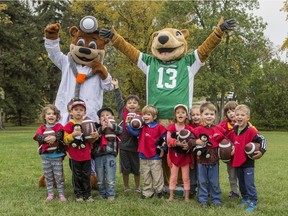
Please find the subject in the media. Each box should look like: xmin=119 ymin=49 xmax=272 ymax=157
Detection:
xmin=0 ymin=126 xmax=287 ymax=216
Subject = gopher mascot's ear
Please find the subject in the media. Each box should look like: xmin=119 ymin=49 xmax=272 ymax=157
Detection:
xmin=69 ymin=26 xmax=79 ymax=37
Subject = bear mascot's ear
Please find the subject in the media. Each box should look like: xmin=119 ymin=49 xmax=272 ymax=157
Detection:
xmin=69 ymin=26 xmax=79 ymax=37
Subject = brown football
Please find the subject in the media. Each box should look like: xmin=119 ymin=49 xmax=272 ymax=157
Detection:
xmin=81 ymin=117 xmax=96 ymax=139
xmin=245 ymin=142 xmax=260 ymax=159
xmin=130 ymin=115 xmax=144 ymax=129
xmin=218 ymin=139 xmax=233 ymax=163
xmin=104 ymin=117 xmax=116 ymax=141
xmin=43 ymin=128 xmax=58 ymax=151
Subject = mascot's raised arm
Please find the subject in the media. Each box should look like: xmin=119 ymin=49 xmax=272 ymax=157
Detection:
xmin=100 ymin=17 xmax=236 ymax=122
xmin=44 ymin=16 xmax=114 ymax=125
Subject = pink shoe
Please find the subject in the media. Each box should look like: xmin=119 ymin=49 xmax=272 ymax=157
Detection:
xmin=46 ymin=194 xmax=54 ymax=201
xmin=59 ymin=194 xmax=67 ymax=202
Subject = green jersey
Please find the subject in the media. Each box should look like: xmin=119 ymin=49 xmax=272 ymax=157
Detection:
xmin=137 ymin=51 xmax=204 ymax=119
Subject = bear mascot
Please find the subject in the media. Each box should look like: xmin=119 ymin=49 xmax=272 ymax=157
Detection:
xmin=99 ymin=17 xmax=236 ymax=186
xmin=39 ymin=16 xmax=114 ymax=189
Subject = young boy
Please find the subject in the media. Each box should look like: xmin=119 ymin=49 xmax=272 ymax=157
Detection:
xmin=111 ymin=78 xmax=141 ymax=193
xmin=227 ymin=104 xmax=267 ymax=212
xmin=127 ymin=105 xmax=167 ymax=199
xmin=218 ymin=101 xmax=240 ymax=198
xmin=193 ymin=102 xmax=225 ymax=207
xmin=94 ymin=107 xmax=123 ymax=201
xmin=63 ymin=99 xmax=99 ymax=202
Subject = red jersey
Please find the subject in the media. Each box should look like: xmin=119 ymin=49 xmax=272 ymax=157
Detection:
xmin=33 ymin=123 xmax=63 ymax=154
xmin=138 ymin=123 xmax=166 ymax=158
xmin=167 ymin=124 xmax=194 ymax=167
xmin=227 ymin=125 xmax=258 ymax=167
xmin=63 ymin=120 xmax=92 ymax=161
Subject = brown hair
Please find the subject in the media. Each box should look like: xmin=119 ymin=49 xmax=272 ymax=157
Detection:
xmin=125 ymin=95 xmax=140 ymax=105
xmin=41 ymin=104 xmax=61 ymax=124
xmin=200 ymin=102 xmax=217 ymax=114
xmin=142 ymin=105 xmax=158 ymax=117
xmin=224 ymin=101 xmax=238 ymax=118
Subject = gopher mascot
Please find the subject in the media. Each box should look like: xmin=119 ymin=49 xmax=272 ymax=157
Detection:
xmin=39 ymin=16 xmax=114 ymax=189
xmin=99 ymin=18 xmax=236 ymax=187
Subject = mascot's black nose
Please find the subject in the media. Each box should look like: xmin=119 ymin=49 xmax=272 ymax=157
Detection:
xmin=158 ymin=35 xmax=169 ymax=45
xmin=79 ymin=47 xmax=91 ymax=55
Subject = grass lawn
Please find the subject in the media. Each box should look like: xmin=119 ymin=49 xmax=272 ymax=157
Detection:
xmin=0 ymin=125 xmax=287 ymax=216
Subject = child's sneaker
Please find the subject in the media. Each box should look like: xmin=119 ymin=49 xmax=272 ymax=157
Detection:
xmin=229 ymin=191 xmax=240 ymax=198
xmin=238 ymin=199 xmax=250 ymax=208
xmin=59 ymin=194 xmax=67 ymax=202
xmin=45 ymin=194 xmax=54 ymax=201
xmin=246 ymin=202 xmax=257 ymax=212
xmin=75 ymin=197 xmax=84 ymax=202
xmin=86 ymin=196 xmax=94 ymax=202
xmin=107 ymin=196 xmax=115 ymax=202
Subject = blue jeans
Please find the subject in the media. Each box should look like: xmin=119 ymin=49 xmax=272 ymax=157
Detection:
xmin=197 ymin=163 xmax=221 ymax=204
xmin=95 ymin=154 xmax=116 ymax=198
xmin=236 ymin=167 xmax=257 ymax=204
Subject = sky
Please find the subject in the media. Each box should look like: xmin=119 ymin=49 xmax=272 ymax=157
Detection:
xmin=253 ymin=0 xmax=288 ymax=61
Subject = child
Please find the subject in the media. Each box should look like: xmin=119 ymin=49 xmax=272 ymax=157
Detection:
xmin=111 ymin=78 xmax=141 ymax=193
xmin=193 ymin=102 xmax=225 ymax=207
xmin=188 ymin=105 xmax=201 ymax=198
xmin=63 ymin=99 xmax=98 ymax=202
xmin=33 ymin=104 xmax=67 ymax=202
xmin=227 ymin=104 xmax=267 ymax=212
xmin=167 ymin=104 xmax=194 ymax=202
xmin=218 ymin=101 xmax=240 ymax=198
xmin=127 ymin=105 xmax=167 ymax=199
xmin=94 ymin=107 xmax=123 ymax=201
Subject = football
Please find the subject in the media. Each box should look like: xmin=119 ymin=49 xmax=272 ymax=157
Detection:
xmin=43 ymin=128 xmax=58 ymax=152
xmin=245 ymin=142 xmax=260 ymax=159
xmin=81 ymin=117 xmax=96 ymax=140
xmin=218 ymin=139 xmax=233 ymax=163
xmin=104 ymin=117 xmax=116 ymax=141
xmin=178 ymin=129 xmax=191 ymax=142
xmin=130 ymin=115 xmax=144 ymax=129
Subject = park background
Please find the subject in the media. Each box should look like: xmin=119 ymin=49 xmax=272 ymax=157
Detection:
xmin=0 ymin=0 xmax=288 ymax=215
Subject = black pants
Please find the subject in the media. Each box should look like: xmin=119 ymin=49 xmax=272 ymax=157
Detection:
xmin=70 ymin=159 xmax=91 ymax=199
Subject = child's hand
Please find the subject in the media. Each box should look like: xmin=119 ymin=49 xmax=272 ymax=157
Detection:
xmin=44 ymin=135 xmax=56 ymax=145
xmin=251 ymin=150 xmax=263 ymax=160
xmin=111 ymin=78 xmax=119 ymax=89
xmin=90 ymin=131 xmax=99 ymax=140
xmin=231 ymin=145 xmax=235 ymax=156
xmin=196 ymin=138 xmax=205 ymax=146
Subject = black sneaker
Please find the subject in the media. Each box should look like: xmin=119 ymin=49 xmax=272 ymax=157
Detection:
xmin=229 ymin=191 xmax=240 ymax=198
xmin=156 ymin=192 xmax=163 ymax=199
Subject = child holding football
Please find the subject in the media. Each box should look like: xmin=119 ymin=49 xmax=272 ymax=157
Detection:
xmin=63 ymin=99 xmax=99 ymax=202
xmin=33 ymin=104 xmax=67 ymax=202
xmin=127 ymin=105 xmax=167 ymax=199
xmin=94 ymin=107 xmax=123 ymax=201
xmin=111 ymin=78 xmax=141 ymax=193
xmin=218 ymin=101 xmax=240 ymax=198
xmin=227 ymin=104 xmax=267 ymax=212
xmin=193 ymin=102 xmax=226 ymax=207
xmin=167 ymin=104 xmax=195 ymax=202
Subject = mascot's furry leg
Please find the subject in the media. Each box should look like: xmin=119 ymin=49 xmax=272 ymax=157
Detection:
xmin=38 ymin=173 xmax=64 ymax=188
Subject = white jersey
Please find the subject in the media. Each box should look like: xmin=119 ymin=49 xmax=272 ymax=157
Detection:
xmin=44 ymin=38 xmax=113 ymax=125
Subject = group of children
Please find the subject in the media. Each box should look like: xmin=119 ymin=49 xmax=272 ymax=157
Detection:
xmin=33 ymin=79 xmax=267 ymax=212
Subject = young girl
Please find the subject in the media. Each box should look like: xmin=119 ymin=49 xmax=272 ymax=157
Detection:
xmin=167 ymin=104 xmax=194 ymax=202
xmin=189 ymin=105 xmax=201 ymax=128
xmin=33 ymin=104 xmax=67 ymax=202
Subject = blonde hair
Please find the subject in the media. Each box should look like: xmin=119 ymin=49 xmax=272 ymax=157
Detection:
xmin=142 ymin=105 xmax=158 ymax=117
xmin=41 ymin=104 xmax=61 ymax=124
xmin=235 ymin=104 xmax=250 ymax=117
xmin=200 ymin=102 xmax=217 ymax=114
